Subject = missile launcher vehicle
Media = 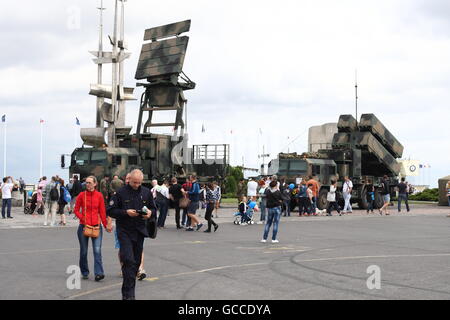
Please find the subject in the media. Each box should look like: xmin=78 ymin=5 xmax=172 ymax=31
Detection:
xmin=268 ymin=114 xmax=403 ymax=210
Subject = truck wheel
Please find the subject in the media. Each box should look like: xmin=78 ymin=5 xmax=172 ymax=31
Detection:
xmin=374 ymin=190 xmax=384 ymax=209
xmin=358 ymin=186 xmax=369 ymax=210
xmin=317 ymin=189 xmax=329 ymax=210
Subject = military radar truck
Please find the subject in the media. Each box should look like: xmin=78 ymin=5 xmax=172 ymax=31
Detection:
xmin=268 ymin=113 xmax=403 ymax=210
xmin=64 ymin=12 xmax=229 ymax=185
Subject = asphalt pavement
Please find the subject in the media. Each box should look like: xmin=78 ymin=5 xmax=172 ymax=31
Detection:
xmin=1 ymin=203 xmax=450 ymax=300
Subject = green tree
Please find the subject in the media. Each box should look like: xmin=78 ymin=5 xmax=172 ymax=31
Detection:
xmin=230 ymin=166 xmax=244 ymax=182
xmin=225 ymin=175 xmax=237 ymax=195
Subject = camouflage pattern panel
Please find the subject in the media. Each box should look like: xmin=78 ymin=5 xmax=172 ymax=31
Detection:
xmin=438 ymin=178 xmax=450 ymax=206
xmin=135 ymin=36 xmax=189 ymax=80
xmin=332 ymin=132 xmax=351 ymax=148
xmin=148 ymin=86 xmax=183 ymax=107
xmin=352 ymin=132 xmax=401 ymax=176
xmin=106 ymin=147 xmax=142 ymax=180
xmin=337 ymin=115 xmax=358 ymax=133
xmin=305 ymin=158 xmax=338 ymax=185
xmin=143 ymin=20 xmax=191 ymax=41
xmin=352 ymin=148 xmax=362 ymax=178
xmin=358 ymin=114 xmax=404 ymax=158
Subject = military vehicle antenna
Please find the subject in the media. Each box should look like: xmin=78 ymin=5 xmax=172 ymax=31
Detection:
xmin=355 ymin=69 xmax=358 ymax=125
xmin=258 ymin=145 xmax=270 ymax=175
xmin=96 ymin=0 xmax=106 ymax=128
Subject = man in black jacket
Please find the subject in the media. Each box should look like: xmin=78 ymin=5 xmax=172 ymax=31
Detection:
xmin=261 ymin=181 xmax=283 ymax=244
xmin=107 ymin=169 xmax=156 ymax=300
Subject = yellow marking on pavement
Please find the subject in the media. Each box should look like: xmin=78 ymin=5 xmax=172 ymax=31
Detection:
xmin=67 ymin=252 xmax=450 ymax=299
xmin=67 ymin=283 xmax=122 ymax=300
xmin=146 ymin=277 xmax=159 ymax=282
xmin=0 ymin=246 xmax=116 ymax=256
xmin=295 ymin=253 xmax=450 ymax=263
xmin=69 ymin=262 xmax=268 ymax=299
xmin=268 ymin=246 xmax=295 ymax=250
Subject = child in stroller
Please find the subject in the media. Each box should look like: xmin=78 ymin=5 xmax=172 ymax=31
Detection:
xmin=234 ymin=197 xmax=259 ymax=225
xmin=24 ymin=187 xmax=44 ymax=215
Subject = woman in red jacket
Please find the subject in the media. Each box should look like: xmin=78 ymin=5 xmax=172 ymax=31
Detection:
xmin=74 ymin=176 xmax=112 ymax=281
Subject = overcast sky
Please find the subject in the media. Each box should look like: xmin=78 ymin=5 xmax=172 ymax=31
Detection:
xmin=1 ymin=0 xmax=449 ymax=187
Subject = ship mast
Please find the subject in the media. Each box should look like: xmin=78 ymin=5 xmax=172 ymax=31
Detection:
xmin=96 ymin=0 xmax=106 ymax=128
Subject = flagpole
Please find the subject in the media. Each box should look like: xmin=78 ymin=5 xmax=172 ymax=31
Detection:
xmin=40 ymin=121 xmax=43 ymax=179
xmin=3 ymin=120 xmax=6 ymax=178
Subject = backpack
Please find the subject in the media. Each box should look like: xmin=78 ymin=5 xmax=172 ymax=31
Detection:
xmin=382 ymin=180 xmax=390 ymax=195
xmin=62 ymin=187 xmax=71 ymax=203
xmin=50 ymin=185 xmax=59 ymax=201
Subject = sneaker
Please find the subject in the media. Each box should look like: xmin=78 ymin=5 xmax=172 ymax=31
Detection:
xmin=82 ymin=275 xmax=89 ymax=280
xmin=137 ymin=270 xmax=146 ymax=281
xmin=214 ymin=224 xmax=219 ymax=232
xmin=95 ymin=275 xmax=105 ymax=282
xmin=196 ymin=223 xmax=204 ymax=231
xmin=260 ymin=239 xmax=267 ymax=243
xmin=240 ymin=222 xmax=247 ymax=226
xmin=203 ymin=230 xmax=211 ymax=233
xmin=7 ymin=217 xmax=13 ymax=219
xmin=272 ymin=239 xmax=279 ymax=244
xmin=186 ymin=227 xmax=194 ymax=231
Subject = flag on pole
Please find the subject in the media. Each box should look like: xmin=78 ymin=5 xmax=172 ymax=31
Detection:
xmin=40 ymin=119 xmax=44 ymax=124
xmin=201 ymin=124 xmax=205 ymax=133
xmin=259 ymin=128 xmax=262 ymax=135
xmin=76 ymin=117 xmax=80 ymax=126
xmin=1 ymin=115 xmax=5 ymax=122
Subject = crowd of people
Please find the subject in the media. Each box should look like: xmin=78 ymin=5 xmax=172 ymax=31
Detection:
xmin=0 ymin=170 xmax=445 ymax=300
xmin=233 ymin=174 xmax=417 ymax=243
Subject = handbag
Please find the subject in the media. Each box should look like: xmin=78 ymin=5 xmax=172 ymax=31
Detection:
xmin=179 ymin=196 xmax=191 ymax=209
xmin=146 ymin=213 xmax=157 ymax=239
xmin=83 ymin=192 xmax=100 ymax=238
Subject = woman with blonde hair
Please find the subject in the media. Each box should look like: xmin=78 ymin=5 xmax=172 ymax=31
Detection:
xmin=74 ymin=176 xmax=112 ymax=281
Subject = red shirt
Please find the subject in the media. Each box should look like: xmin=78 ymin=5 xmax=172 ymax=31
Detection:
xmin=74 ymin=190 xmax=107 ymax=228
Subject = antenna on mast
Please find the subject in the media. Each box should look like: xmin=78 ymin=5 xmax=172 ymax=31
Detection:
xmin=96 ymin=0 xmax=106 ymax=128
xmin=355 ymin=69 xmax=358 ymax=125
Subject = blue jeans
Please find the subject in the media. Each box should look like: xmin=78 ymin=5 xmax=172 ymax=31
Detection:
xmin=2 ymin=198 xmax=12 ymax=218
xmin=263 ymin=207 xmax=281 ymax=241
xmin=283 ymin=200 xmax=291 ymax=216
xmin=77 ymin=225 xmax=104 ymax=277
xmin=182 ymin=208 xmax=191 ymax=227
xmin=398 ymin=194 xmax=410 ymax=212
xmin=259 ymin=200 xmax=267 ymax=222
xmin=311 ymin=196 xmax=317 ymax=212
xmin=157 ymin=199 xmax=169 ymax=227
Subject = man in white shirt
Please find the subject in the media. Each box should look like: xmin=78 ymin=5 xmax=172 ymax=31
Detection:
xmin=1 ymin=176 xmax=14 ymax=219
xmin=342 ymin=176 xmax=353 ymax=214
xmin=154 ymin=180 xmax=170 ymax=228
xmin=247 ymin=178 xmax=258 ymax=201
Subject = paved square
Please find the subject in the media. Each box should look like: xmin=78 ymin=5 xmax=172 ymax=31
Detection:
xmin=1 ymin=204 xmax=450 ymax=300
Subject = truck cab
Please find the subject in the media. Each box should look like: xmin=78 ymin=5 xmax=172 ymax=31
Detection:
xmin=268 ymin=156 xmax=338 ymax=185
xmin=69 ymin=147 xmax=141 ymax=181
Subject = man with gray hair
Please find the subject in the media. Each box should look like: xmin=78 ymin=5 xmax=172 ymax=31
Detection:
xmin=107 ymin=169 xmax=156 ymax=300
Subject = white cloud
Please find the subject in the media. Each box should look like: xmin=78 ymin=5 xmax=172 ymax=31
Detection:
xmin=1 ymin=0 xmax=448 ymax=186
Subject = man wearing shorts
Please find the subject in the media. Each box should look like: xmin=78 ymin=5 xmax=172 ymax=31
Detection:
xmin=186 ymin=175 xmax=204 ymax=231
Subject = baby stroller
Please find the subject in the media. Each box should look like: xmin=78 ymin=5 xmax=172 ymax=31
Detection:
xmin=233 ymin=201 xmax=257 ymax=225
xmin=24 ymin=192 xmax=43 ymax=215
